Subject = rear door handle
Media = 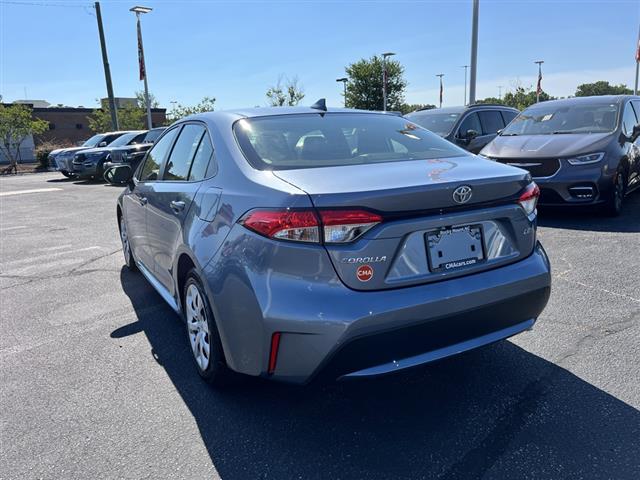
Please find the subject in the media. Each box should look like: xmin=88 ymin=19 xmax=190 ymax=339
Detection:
xmin=170 ymin=200 xmax=186 ymax=212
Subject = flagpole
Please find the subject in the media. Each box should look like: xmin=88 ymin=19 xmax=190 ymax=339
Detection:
xmin=535 ymin=60 xmax=544 ymax=103
xmin=436 ymin=74 xmax=444 ymax=108
xmin=131 ymin=6 xmax=153 ymax=130
xmin=634 ymin=23 xmax=640 ymax=95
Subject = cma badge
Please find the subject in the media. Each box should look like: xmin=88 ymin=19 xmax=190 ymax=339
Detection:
xmin=341 ymin=256 xmax=387 ymax=264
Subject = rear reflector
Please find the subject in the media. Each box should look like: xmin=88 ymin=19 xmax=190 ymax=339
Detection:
xmin=240 ymin=208 xmax=382 ymax=244
xmin=518 ymin=182 xmax=540 ymax=215
xmin=268 ymin=332 xmax=281 ymax=375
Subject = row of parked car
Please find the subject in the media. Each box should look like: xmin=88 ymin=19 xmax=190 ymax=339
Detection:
xmin=48 ymin=127 xmax=166 ymax=180
xmin=406 ymin=95 xmax=640 ymax=216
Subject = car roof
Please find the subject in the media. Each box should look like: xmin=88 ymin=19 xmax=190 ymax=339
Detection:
xmin=528 ymin=95 xmax=640 ymax=109
xmin=406 ymin=104 xmax=518 ymax=117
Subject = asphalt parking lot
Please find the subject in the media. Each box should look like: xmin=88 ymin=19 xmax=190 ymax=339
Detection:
xmin=1 ymin=172 xmax=639 ymax=480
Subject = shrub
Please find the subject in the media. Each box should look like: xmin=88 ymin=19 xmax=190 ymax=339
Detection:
xmin=35 ymin=140 xmax=73 ymax=170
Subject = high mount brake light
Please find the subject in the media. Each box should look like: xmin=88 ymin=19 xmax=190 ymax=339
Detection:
xmin=518 ymin=182 xmax=540 ymax=215
xmin=240 ymin=209 xmax=382 ymax=244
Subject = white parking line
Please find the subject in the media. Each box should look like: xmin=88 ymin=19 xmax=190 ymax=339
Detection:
xmin=0 ymin=188 xmax=63 ymax=197
xmin=0 ymin=225 xmax=27 ymax=231
xmin=1 ymin=246 xmax=102 ymax=267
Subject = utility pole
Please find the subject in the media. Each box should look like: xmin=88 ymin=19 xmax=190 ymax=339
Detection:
xmin=461 ymin=65 xmax=469 ymax=105
xmin=382 ymin=52 xmax=395 ymax=111
xmin=95 ymin=2 xmax=118 ymax=130
xmin=468 ymin=0 xmax=479 ymax=104
xmin=436 ymin=74 xmax=445 ymax=108
xmin=336 ymin=78 xmax=348 ymax=107
xmin=535 ymin=60 xmax=544 ymax=103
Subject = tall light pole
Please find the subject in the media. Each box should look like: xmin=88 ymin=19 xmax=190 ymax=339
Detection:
xmin=468 ymin=0 xmax=479 ymax=104
xmin=130 ymin=5 xmax=153 ymax=129
xmin=336 ymin=78 xmax=348 ymax=107
xmin=498 ymin=85 xmax=503 ymax=100
xmin=461 ymin=65 xmax=469 ymax=105
xmin=436 ymin=74 xmax=445 ymax=108
xmin=94 ymin=2 xmax=118 ymax=130
xmin=382 ymin=52 xmax=395 ymax=111
xmin=535 ymin=60 xmax=544 ymax=103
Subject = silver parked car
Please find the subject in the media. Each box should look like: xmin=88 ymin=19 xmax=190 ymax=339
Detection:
xmin=110 ymin=103 xmax=551 ymax=386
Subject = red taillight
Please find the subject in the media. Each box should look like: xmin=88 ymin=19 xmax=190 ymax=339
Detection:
xmin=268 ymin=332 xmax=281 ymax=375
xmin=240 ymin=210 xmax=320 ymax=242
xmin=240 ymin=208 xmax=382 ymax=244
xmin=518 ymin=182 xmax=540 ymax=215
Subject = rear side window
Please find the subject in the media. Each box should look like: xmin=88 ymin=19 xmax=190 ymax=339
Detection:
xmin=163 ymin=124 xmax=206 ymax=181
xmin=137 ymin=127 xmax=179 ymax=182
xmin=457 ymin=113 xmax=482 ymax=137
xmin=478 ymin=111 xmax=505 ymax=135
xmin=622 ymin=103 xmax=638 ymax=137
xmin=501 ymin=110 xmax=518 ymax=125
xmin=234 ymin=113 xmax=469 ymax=170
xmin=189 ymin=133 xmax=214 ymax=181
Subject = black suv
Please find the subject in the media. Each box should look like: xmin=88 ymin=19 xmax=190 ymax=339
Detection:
xmin=405 ymin=104 xmax=519 ymax=153
xmin=480 ymin=95 xmax=640 ymax=216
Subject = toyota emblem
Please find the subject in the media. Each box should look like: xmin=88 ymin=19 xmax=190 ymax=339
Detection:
xmin=452 ymin=185 xmax=473 ymax=204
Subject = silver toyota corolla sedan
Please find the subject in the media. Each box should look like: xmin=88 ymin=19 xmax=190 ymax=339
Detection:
xmin=111 ymin=102 xmax=551 ymax=386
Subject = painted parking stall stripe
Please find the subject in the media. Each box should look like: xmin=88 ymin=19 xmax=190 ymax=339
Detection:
xmin=0 ymin=188 xmax=63 ymax=197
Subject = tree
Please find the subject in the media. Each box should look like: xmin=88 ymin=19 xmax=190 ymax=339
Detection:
xmin=167 ymin=97 xmax=216 ymax=123
xmin=88 ymin=104 xmax=145 ymax=132
xmin=496 ymin=86 xmax=554 ymax=111
xmin=0 ymin=103 xmax=48 ymax=174
xmin=135 ymin=90 xmax=159 ymax=109
xmin=265 ymin=76 xmax=305 ymax=107
xmin=575 ymin=81 xmax=632 ymax=97
xmin=344 ymin=55 xmax=407 ymax=111
xmin=475 ymin=97 xmax=505 ymax=105
xmin=399 ymin=103 xmax=436 ymax=114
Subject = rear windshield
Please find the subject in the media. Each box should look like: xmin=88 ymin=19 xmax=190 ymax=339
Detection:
xmin=82 ymin=134 xmax=105 ymax=147
xmin=405 ymin=111 xmax=460 ymax=136
xmin=144 ymin=128 xmax=164 ymax=143
xmin=502 ymin=102 xmax=619 ymax=135
xmin=234 ymin=113 xmax=468 ymax=170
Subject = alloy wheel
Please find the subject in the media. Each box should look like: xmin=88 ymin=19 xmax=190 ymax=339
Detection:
xmin=186 ymin=284 xmax=211 ymax=371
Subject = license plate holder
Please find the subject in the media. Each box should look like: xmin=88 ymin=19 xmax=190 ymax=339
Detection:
xmin=426 ymin=224 xmax=485 ymax=272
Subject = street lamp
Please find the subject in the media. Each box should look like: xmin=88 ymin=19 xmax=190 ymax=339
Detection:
xmin=130 ymin=5 xmax=153 ymax=129
xmin=535 ymin=60 xmax=544 ymax=103
xmin=461 ymin=65 xmax=469 ymax=105
xmin=381 ymin=52 xmax=395 ymax=112
xmin=336 ymin=78 xmax=348 ymax=107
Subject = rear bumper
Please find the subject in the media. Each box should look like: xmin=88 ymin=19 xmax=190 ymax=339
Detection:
xmin=223 ymin=241 xmax=551 ymax=384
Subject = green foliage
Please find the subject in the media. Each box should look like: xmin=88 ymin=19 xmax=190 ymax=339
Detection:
xmin=344 ymin=55 xmax=407 ymax=111
xmin=475 ymin=97 xmax=505 ymax=105
xmin=88 ymin=104 xmax=146 ymax=133
xmin=266 ymin=76 xmax=305 ymax=107
xmin=168 ymin=97 xmax=216 ymax=123
xmin=35 ymin=140 xmax=73 ymax=170
xmin=399 ymin=103 xmax=436 ymax=114
xmin=135 ymin=90 xmax=159 ymax=109
xmin=575 ymin=81 xmax=632 ymax=97
xmin=0 ymin=103 xmax=49 ymax=170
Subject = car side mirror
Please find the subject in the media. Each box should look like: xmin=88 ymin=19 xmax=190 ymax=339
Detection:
xmin=104 ymin=164 xmax=134 ymax=186
xmin=632 ymin=124 xmax=640 ymax=142
xmin=98 ymin=141 xmax=108 ymax=147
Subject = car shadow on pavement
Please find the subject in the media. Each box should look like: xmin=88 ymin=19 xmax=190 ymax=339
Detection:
xmin=114 ymin=267 xmax=640 ymax=480
xmin=538 ymin=189 xmax=640 ymax=233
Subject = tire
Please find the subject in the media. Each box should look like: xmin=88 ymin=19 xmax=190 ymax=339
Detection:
xmin=604 ymin=167 xmax=626 ymax=217
xmin=119 ymin=215 xmax=137 ymax=271
xmin=183 ymin=270 xmax=230 ymax=386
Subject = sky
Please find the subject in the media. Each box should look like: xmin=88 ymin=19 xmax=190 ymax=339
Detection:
xmin=1 ymin=0 xmax=639 ymax=111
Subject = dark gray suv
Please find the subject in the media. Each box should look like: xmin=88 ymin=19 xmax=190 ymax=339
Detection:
xmin=405 ymin=104 xmax=519 ymax=153
xmin=109 ymin=105 xmax=551 ymax=386
xmin=480 ymin=95 xmax=640 ymax=215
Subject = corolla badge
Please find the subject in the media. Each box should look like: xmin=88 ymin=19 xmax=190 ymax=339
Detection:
xmin=452 ymin=185 xmax=473 ymax=204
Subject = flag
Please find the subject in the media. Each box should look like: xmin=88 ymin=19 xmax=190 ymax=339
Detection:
xmin=636 ymin=36 xmax=640 ymax=63
xmin=439 ymin=77 xmax=443 ymax=105
xmin=137 ymin=17 xmax=146 ymax=81
xmin=536 ymin=69 xmax=542 ymax=95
